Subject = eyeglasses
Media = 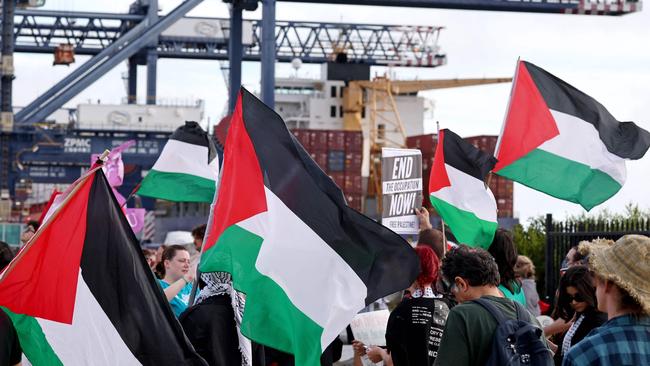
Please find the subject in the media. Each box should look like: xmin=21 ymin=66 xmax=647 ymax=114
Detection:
xmin=441 ymin=278 xmax=458 ymax=293
xmin=567 ymin=293 xmax=586 ymax=303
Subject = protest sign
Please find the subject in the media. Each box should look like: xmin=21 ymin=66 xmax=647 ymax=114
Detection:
xmin=381 ymin=148 xmax=423 ymax=234
xmin=350 ymin=310 xmax=390 ymax=347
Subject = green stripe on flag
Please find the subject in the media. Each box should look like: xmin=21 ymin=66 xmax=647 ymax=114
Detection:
xmin=200 ymin=224 xmax=324 ymax=366
xmin=496 ymin=148 xmax=622 ymax=211
xmin=138 ymin=170 xmax=216 ymax=202
xmin=2 ymin=307 xmax=63 ymax=366
xmin=429 ymin=196 xmax=497 ymax=249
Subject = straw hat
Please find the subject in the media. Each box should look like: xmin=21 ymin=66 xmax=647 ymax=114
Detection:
xmin=579 ymin=235 xmax=650 ymax=314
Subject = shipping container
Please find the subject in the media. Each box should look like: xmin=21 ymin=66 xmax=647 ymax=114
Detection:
xmin=329 ymin=172 xmax=345 ymax=189
xmin=327 ymin=150 xmax=345 ymax=172
xmin=310 ymin=130 xmax=329 ymax=151
xmin=344 ymin=151 xmax=363 ymax=173
xmin=327 ymin=130 xmax=346 ymax=150
xmin=344 ymin=131 xmax=363 ymax=152
xmin=292 ymin=129 xmax=311 ymax=150
xmin=343 ymin=174 xmax=363 ymax=194
xmin=406 ymin=134 xmax=437 ymax=154
xmin=310 ymin=152 xmax=328 ymax=172
xmin=345 ymin=194 xmax=364 ymax=212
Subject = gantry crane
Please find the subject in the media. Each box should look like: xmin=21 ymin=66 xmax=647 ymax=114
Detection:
xmin=342 ymin=77 xmax=512 ymax=207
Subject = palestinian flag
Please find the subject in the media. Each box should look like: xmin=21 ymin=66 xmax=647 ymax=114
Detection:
xmin=199 ymin=88 xmax=419 ymax=366
xmin=138 ymin=121 xmax=219 ymax=202
xmin=0 ymin=166 xmax=206 ymax=366
xmin=494 ymin=60 xmax=650 ymax=210
xmin=429 ymin=129 xmax=498 ymax=249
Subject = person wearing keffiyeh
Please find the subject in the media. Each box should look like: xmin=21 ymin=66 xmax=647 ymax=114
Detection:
xmin=180 ymin=272 xmax=252 ymax=366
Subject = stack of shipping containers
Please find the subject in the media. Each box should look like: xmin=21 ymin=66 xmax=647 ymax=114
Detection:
xmin=291 ymin=129 xmax=364 ymax=211
xmin=406 ymin=134 xmax=514 ymax=218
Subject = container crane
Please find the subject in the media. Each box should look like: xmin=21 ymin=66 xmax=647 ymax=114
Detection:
xmin=341 ymin=76 xmax=512 ymax=206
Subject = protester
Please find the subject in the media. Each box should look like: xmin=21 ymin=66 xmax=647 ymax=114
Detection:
xmin=354 ymin=246 xmax=450 ymax=366
xmin=434 ymin=245 xmax=551 ymax=366
xmin=142 ymin=248 xmax=157 ymax=270
xmin=0 ymin=241 xmax=14 ymax=267
xmin=0 ymin=241 xmax=22 ymax=366
xmin=180 ymin=272 xmax=251 ymax=366
xmin=562 ymin=245 xmax=586 ymax=271
xmin=156 ymin=245 xmax=194 ymax=317
xmin=488 ymin=229 xmax=526 ymax=305
xmin=563 ymin=235 xmax=650 ymax=365
xmin=515 ymin=255 xmax=541 ymax=316
xmin=19 ymin=220 xmax=39 ymax=246
xmin=189 ymin=224 xmax=206 ymax=275
xmin=552 ymin=266 xmax=606 ymax=365
xmin=414 ymin=207 xmax=445 ymax=259
xmin=154 ymin=245 xmax=168 ymax=278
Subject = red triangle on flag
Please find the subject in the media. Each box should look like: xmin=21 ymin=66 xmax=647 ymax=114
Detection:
xmin=203 ymin=91 xmax=268 ymax=253
xmin=429 ymin=130 xmax=451 ymax=192
xmin=494 ymin=61 xmax=560 ymax=171
xmin=0 ymin=173 xmax=95 ymax=324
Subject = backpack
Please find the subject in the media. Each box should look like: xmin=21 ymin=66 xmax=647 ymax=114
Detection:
xmin=473 ymin=297 xmax=553 ymax=366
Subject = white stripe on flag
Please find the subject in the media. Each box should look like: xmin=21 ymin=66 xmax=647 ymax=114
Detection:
xmin=151 ymin=139 xmax=219 ymax=181
xmin=431 ymin=164 xmax=497 ymax=223
xmin=37 ymin=271 xmax=141 ymax=366
xmin=238 ymin=187 xmax=367 ymax=350
xmin=540 ymin=110 xmax=626 ymax=184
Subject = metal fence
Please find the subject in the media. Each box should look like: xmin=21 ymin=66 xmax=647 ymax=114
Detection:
xmin=544 ymin=213 xmax=650 ymax=300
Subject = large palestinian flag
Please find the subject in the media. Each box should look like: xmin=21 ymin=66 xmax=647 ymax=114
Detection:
xmin=0 ymin=166 xmax=206 ymax=366
xmin=429 ymin=129 xmax=498 ymax=249
xmin=494 ymin=60 xmax=650 ymax=210
xmin=138 ymin=121 xmax=219 ymax=202
xmin=199 ymin=88 xmax=419 ymax=366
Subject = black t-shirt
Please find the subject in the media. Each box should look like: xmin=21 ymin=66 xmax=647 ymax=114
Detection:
xmin=0 ymin=310 xmax=22 ymax=366
xmin=386 ymin=297 xmax=450 ymax=366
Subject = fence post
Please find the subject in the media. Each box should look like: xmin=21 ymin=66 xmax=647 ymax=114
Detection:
xmin=545 ymin=213 xmax=554 ymax=301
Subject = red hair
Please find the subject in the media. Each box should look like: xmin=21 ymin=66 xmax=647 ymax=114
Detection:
xmin=415 ymin=246 xmax=440 ymax=286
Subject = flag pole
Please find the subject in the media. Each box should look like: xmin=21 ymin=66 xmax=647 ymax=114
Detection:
xmin=120 ymin=182 xmax=142 ymax=208
xmin=436 ymin=121 xmax=448 ymax=255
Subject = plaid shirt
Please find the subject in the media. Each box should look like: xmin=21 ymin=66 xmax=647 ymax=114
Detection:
xmin=562 ymin=314 xmax=650 ymax=366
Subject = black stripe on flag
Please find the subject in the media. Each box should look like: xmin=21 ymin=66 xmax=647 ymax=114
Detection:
xmin=442 ymin=129 xmax=496 ymax=181
xmin=239 ymin=88 xmax=419 ymax=305
xmin=170 ymin=121 xmax=217 ymax=163
xmin=80 ymin=170 xmax=207 ymax=366
xmin=524 ymin=61 xmax=650 ymax=159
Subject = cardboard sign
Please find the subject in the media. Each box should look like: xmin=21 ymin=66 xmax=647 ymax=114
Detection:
xmin=381 ymin=148 xmax=422 ymax=234
xmin=350 ymin=310 xmax=390 ymax=347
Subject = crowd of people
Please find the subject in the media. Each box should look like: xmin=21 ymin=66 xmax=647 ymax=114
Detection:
xmin=351 ymin=209 xmax=650 ymax=366
xmin=2 ymin=211 xmax=649 ymax=366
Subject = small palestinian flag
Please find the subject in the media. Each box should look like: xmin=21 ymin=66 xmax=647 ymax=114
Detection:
xmin=429 ymin=129 xmax=498 ymax=249
xmin=138 ymin=121 xmax=219 ymax=202
xmin=494 ymin=60 xmax=650 ymax=210
xmin=199 ymin=88 xmax=419 ymax=366
xmin=0 ymin=166 xmax=206 ymax=366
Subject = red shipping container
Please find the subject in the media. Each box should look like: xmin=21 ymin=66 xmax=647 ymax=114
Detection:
xmin=310 ymin=152 xmax=328 ymax=172
xmin=406 ymin=134 xmax=437 ymax=155
xmin=329 ymin=172 xmax=345 ymax=189
xmin=310 ymin=130 xmax=329 ymax=151
xmin=344 ymin=174 xmax=363 ymax=194
xmin=344 ymin=152 xmax=363 ymax=173
xmin=327 ymin=130 xmax=345 ymax=150
xmin=344 ymin=131 xmax=363 ymax=152
xmin=346 ymin=194 xmax=364 ymax=212
xmin=291 ymin=129 xmax=311 ymax=150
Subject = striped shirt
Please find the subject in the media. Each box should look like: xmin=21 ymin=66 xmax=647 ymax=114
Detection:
xmin=562 ymin=314 xmax=650 ymax=366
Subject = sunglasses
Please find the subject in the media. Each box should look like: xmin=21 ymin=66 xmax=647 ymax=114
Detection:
xmin=441 ymin=278 xmax=458 ymax=293
xmin=567 ymin=293 xmax=586 ymax=303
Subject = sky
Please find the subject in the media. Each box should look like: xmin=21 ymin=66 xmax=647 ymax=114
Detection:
xmin=13 ymin=0 xmax=650 ymax=223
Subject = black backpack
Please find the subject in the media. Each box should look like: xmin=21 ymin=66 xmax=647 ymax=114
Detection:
xmin=473 ymin=297 xmax=553 ymax=366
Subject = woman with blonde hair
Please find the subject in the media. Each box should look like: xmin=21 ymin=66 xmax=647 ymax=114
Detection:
xmin=515 ymin=255 xmax=541 ymax=316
